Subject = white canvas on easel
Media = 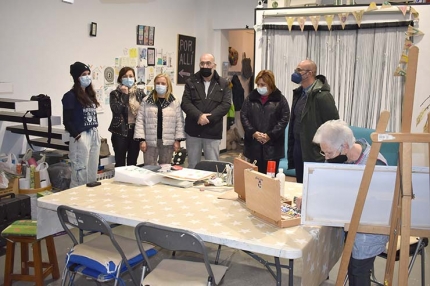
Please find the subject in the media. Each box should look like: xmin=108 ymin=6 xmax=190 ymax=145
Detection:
xmin=301 ymin=163 xmax=430 ymax=231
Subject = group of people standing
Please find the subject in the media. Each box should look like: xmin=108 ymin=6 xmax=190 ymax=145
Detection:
xmin=62 ymin=53 xmax=231 ymax=188
xmin=62 ymin=55 xmax=384 ymax=286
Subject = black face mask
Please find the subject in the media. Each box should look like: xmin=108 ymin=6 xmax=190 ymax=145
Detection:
xmin=326 ymin=155 xmax=348 ymax=164
xmin=200 ymin=67 xmax=212 ymax=78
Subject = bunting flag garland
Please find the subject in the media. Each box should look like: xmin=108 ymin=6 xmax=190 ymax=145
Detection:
xmin=352 ymin=10 xmax=365 ymax=27
xmin=286 ymin=17 xmax=295 ymax=32
xmin=298 ymin=17 xmax=306 ymax=32
xmin=398 ymin=6 xmax=408 ymax=16
xmin=325 ymin=15 xmax=334 ymax=31
xmin=394 ymin=66 xmax=406 ymax=77
xmin=407 ymin=25 xmax=424 ymax=37
xmin=400 ymin=52 xmax=409 ymax=64
xmin=410 ymin=7 xmax=419 ymax=20
xmin=403 ymin=39 xmax=413 ymax=50
xmin=381 ymin=1 xmax=391 ymax=9
xmin=366 ymin=2 xmax=378 ymax=12
xmin=338 ymin=13 xmax=349 ymax=30
xmin=309 ymin=15 xmax=320 ymax=31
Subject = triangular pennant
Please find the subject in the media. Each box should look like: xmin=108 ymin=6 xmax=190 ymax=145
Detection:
xmin=394 ymin=66 xmax=406 ymax=77
xmin=309 ymin=15 xmax=320 ymax=31
xmin=352 ymin=10 xmax=365 ymax=27
xmin=286 ymin=17 xmax=295 ymax=32
xmin=404 ymin=39 xmax=413 ymax=50
xmin=325 ymin=15 xmax=334 ymax=31
xmin=407 ymin=25 xmax=424 ymax=37
xmin=298 ymin=17 xmax=306 ymax=32
xmin=400 ymin=53 xmax=409 ymax=64
xmin=410 ymin=7 xmax=419 ymax=20
xmin=398 ymin=6 xmax=408 ymax=16
xmin=338 ymin=13 xmax=349 ymax=30
xmin=381 ymin=1 xmax=391 ymax=9
xmin=366 ymin=2 xmax=378 ymax=12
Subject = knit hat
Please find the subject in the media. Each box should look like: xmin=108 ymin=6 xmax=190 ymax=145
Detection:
xmin=70 ymin=62 xmax=91 ymax=82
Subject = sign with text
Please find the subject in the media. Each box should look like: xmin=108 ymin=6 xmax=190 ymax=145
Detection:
xmin=177 ymin=34 xmax=196 ymax=85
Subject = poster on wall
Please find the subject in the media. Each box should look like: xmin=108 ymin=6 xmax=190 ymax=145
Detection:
xmin=136 ymin=25 xmax=155 ymax=46
xmin=177 ymin=34 xmax=196 ymax=85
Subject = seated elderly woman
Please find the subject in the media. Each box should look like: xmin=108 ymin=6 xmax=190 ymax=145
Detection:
xmin=311 ymin=119 xmax=388 ymax=286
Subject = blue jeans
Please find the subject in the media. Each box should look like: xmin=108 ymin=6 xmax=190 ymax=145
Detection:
xmin=68 ymin=128 xmax=100 ymax=188
xmin=185 ymin=134 xmax=220 ymax=169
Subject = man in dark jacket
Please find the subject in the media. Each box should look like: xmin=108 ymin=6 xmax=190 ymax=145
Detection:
xmin=181 ymin=53 xmax=232 ymax=168
xmin=287 ymin=59 xmax=339 ymax=183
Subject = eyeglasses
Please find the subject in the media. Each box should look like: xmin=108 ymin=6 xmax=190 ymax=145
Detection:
xmin=199 ymin=61 xmax=213 ymax=67
xmin=295 ymin=68 xmax=310 ymax=73
xmin=320 ymin=145 xmax=342 ymax=158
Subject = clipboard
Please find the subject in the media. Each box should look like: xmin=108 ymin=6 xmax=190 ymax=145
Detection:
xmin=233 ymin=157 xmax=257 ymax=201
xmin=244 ymin=169 xmax=300 ymax=228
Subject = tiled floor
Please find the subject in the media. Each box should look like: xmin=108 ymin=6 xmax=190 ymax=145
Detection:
xmin=0 ymin=147 xmax=428 ymax=285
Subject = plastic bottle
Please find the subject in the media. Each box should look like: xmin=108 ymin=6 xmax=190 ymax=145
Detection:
xmin=276 ymin=168 xmax=285 ymax=197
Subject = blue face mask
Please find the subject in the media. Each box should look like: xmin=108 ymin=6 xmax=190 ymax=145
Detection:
xmin=257 ymin=86 xmax=268 ymax=95
xmin=155 ymin=84 xmax=167 ymax=95
xmin=79 ymin=75 xmax=91 ymax=88
xmin=121 ymin=77 xmax=134 ymax=88
xmin=291 ymin=72 xmax=302 ymax=84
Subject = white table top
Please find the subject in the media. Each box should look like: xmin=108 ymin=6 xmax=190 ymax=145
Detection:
xmin=37 ymin=179 xmax=343 ymax=286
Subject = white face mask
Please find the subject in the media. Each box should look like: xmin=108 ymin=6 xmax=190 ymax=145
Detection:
xmin=257 ymin=86 xmax=268 ymax=95
xmin=121 ymin=77 xmax=134 ymax=88
xmin=155 ymin=84 xmax=167 ymax=95
xmin=79 ymin=75 xmax=92 ymax=88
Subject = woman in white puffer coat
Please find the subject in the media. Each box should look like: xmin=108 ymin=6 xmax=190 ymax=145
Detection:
xmin=134 ymin=73 xmax=185 ymax=165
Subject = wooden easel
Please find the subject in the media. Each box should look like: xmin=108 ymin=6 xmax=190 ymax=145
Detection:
xmin=336 ymin=46 xmax=430 ymax=285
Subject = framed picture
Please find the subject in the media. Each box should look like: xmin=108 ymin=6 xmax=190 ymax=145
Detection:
xmin=90 ymin=22 xmax=97 ymax=37
xmin=147 ymin=48 xmax=155 ymax=66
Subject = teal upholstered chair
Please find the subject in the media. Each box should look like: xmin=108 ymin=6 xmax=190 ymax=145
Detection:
xmin=279 ymin=125 xmax=296 ymax=177
xmin=349 ymin=126 xmax=399 ymax=166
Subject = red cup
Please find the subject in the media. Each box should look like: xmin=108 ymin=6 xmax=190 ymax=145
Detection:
xmin=266 ymin=161 xmax=276 ymax=177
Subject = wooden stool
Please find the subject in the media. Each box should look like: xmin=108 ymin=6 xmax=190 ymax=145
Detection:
xmin=1 ymin=220 xmax=60 ymax=286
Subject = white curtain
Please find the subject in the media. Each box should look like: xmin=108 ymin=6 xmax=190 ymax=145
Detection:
xmin=261 ymin=26 xmax=406 ymax=131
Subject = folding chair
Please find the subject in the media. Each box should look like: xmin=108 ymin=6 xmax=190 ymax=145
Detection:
xmin=57 ymin=205 xmax=157 ymax=286
xmin=195 ymin=160 xmax=232 ymax=173
xmin=371 ymin=236 xmax=428 ymax=286
xmin=135 ymin=222 xmax=228 ymax=286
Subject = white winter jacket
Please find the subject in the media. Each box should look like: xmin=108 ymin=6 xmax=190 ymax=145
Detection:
xmin=134 ymin=95 xmax=185 ymax=147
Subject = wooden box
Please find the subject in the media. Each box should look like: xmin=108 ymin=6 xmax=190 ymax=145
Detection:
xmin=233 ymin=157 xmax=257 ymax=201
xmin=244 ymin=169 xmax=300 ymax=228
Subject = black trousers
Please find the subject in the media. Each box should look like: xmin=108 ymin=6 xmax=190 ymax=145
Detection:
xmin=111 ymin=128 xmax=140 ymax=167
xmin=292 ymin=137 xmax=304 ymax=183
xmin=248 ymin=145 xmax=279 ymax=175
xmin=348 ymin=256 xmax=376 ymax=286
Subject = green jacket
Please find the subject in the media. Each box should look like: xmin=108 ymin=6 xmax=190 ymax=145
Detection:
xmin=287 ymin=75 xmax=339 ymax=169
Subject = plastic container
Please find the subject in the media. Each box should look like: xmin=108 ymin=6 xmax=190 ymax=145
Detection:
xmin=276 ymin=168 xmax=285 ymax=197
xmin=266 ymin=161 xmax=276 ymax=178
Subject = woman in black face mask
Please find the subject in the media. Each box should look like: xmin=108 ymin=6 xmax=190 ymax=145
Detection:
xmin=312 ymin=119 xmax=388 ymax=286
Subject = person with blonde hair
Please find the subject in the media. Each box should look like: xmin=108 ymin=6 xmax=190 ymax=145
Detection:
xmin=109 ymin=67 xmax=146 ymax=167
xmin=134 ymin=74 xmax=185 ymax=165
xmin=240 ymin=70 xmax=290 ymax=174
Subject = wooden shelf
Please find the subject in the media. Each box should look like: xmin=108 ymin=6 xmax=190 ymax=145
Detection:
xmin=28 ymin=138 xmax=69 ymax=151
xmin=0 ymin=98 xmax=38 ymax=112
xmin=6 ymin=125 xmax=67 ymax=141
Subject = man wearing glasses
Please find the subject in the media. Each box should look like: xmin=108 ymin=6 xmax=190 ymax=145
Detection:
xmin=287 ymin=59 xmax=339 ymax=183
xmin=181 ymin=53 xmax=232 ymax=168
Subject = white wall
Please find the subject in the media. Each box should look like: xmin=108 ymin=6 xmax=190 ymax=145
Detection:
xmin=0 ymin=0 xmax=257 ymax=157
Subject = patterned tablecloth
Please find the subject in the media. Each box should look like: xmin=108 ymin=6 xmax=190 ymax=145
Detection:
xmin=37 ymin=179 xmax=343 ymax=286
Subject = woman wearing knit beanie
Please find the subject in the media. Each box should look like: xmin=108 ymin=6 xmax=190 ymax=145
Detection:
xmin=108 ymin=67 xmax=146 ymax=167
xmin=61 ymin=61 xmax=101 ymax=188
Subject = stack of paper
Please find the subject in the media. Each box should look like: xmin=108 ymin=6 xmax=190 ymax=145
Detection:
xmin=114 ymin=166 xmax=162 ymax=186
